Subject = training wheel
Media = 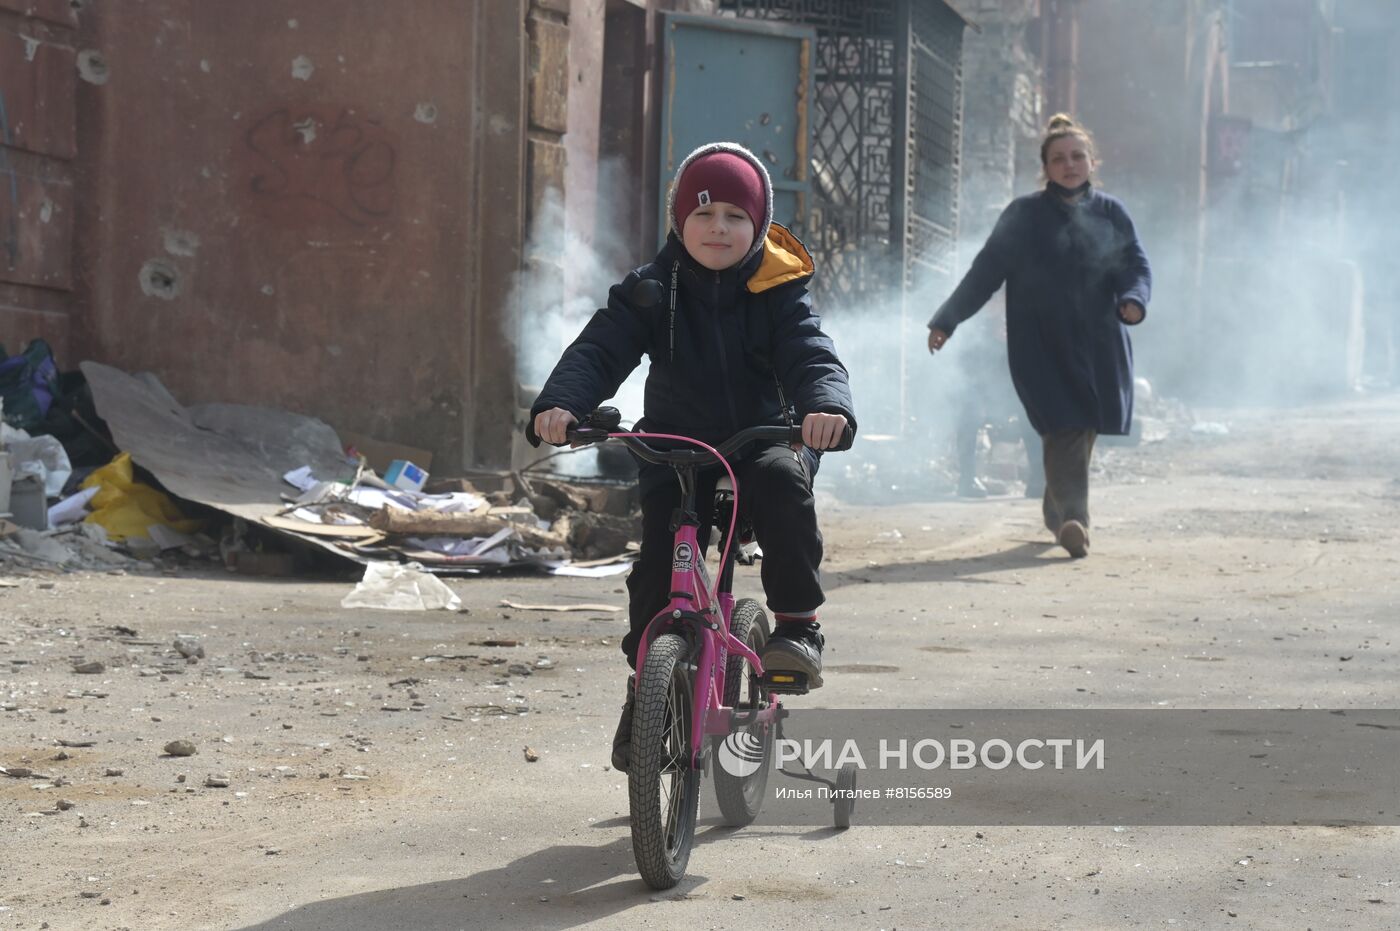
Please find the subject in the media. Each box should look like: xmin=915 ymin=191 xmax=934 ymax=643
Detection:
xmin=833 ymin=762 xmax=857 ymax=829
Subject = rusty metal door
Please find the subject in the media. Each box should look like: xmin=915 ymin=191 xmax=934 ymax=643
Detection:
xmin=658 ymin=13 xmax=815 ymax=245
xmin=0 ymin=0 xmax=78 ymax=364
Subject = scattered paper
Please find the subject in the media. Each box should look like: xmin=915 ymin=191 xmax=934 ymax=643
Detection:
xmin=407 ymin=525 xmax=514 ymax=558
xmin=8 ymin=433 xmax=72 ymax=498
xmin=426 ymin=491 xmax=489 ymax=514
xmin=347 ymin=486 xmax=419 ymax=512
xmin=500 ymin=599 xmax=622 ymax=613
xmin=283 ymin=466 xmax=318 ymax=492
xmin=342 ymin=562 xmax=462 ymax=611
xmin=469 ymin=525 xmax=514 ymax=553
xmin=287 ymin=506 xmax=364 ymax=526
xmin=548 ymin=563 xmax=633 ymax=578
xmin=47 ymin=487 xmax=100 ymax=528
xmin=294 ymin=481 xmax=342 ymax=507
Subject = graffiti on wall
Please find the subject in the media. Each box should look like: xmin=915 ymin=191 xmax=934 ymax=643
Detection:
xmin=244 ymin=108 xmax=397 ymax=226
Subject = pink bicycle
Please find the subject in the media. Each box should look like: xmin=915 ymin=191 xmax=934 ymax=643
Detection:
xmin=564 ymin=407 xmax=855 ymax=889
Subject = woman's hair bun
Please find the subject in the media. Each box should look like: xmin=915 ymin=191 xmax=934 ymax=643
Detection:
xmin=1046 ymin=113 xmax=1078 ymax=133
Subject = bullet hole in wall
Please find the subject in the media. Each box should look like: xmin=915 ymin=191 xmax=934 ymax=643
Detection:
xmin=140 ymin=259 xmax=181 ymax=300
xmin=77 ymin=49 xmax=109 ymax=85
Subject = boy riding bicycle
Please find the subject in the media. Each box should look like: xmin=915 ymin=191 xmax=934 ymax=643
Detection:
xmin=527 ymin=142 xmax=857 ymax=771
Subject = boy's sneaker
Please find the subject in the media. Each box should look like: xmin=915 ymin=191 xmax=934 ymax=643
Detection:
xmin=611 ymin=675 xmax=636 ymax=772
xmin=762 ymin=622 xmax=825 ymax=690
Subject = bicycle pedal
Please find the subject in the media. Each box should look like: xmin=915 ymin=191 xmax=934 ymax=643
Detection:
xmin=761 ymin=670 xmax=811 ymax=695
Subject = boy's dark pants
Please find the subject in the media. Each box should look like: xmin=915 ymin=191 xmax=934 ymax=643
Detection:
xmin=1041 ymin=429 xmax=1097 ymax=532
xmin=622 ymin=442 xmax=824 ymax=668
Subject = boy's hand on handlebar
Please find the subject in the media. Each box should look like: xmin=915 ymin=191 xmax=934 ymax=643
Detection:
xmin=534 ymin=407 xmax=578 ymax=446
xmin=801 ymin=412 xmax=848 ymax=450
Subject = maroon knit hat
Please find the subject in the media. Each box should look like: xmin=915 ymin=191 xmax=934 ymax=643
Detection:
xmin=671 ymin=152 xmax=767 ymax=238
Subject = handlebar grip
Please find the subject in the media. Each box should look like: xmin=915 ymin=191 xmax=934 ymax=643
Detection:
xmin=529 ymin=407 xmax=620 ymax=447
xmin=833 ymin=423 xmax=856 ymax=452
xmin=789 ymin=422 xmax=856 ymax=452
xmin=563 ymin=424 xmax=610 ymax=446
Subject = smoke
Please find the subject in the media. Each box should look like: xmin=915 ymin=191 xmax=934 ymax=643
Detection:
xmin=817 ymin=243 xmax=1039 ymax=504
xmin=1162 ymin=122 xmax=1375 ymax=406
xmin=512 ymin=158 xmax=648 ymax=477
xmin=1081 ymin=1 xmax=1400 ymax=410
xmin=511 ymin=157 xmax=1039 ymax=497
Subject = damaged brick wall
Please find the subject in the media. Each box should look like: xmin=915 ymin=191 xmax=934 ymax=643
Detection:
xmin=67 ymin=1 xmax=533 ymax=472
xmin=0 ymin=0 xmax=78 ymax=364
xmin=530 ymin=0 xmax=572 ymax=227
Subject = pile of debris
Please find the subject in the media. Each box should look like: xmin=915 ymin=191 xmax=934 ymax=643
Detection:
xmin=66 ymin=361 xmax=638 ymax=576
xmin=1 ymin=347 xmax=640 ymax=579
xmin=267 ymin=461 xmax=638 ymax=574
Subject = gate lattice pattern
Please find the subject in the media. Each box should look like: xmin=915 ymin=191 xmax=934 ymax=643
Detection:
xmin=719 ymin=0 xmax=964 ymax=307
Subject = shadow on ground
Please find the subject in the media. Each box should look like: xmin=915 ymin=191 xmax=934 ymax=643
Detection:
xmin=826 ymin=540 xmax=1064 ymax=591
xmin=233 ymin=820 xmax=846 ymax=931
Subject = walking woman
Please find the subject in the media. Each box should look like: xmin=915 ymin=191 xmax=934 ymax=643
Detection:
xmin=927 ymin=114 xmax=1151 ymax=558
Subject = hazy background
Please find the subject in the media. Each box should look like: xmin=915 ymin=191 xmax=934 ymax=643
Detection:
xmin=516 ymin=0 xmax=1399 ymax=498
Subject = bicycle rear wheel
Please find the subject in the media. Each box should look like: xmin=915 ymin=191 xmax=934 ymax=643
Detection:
xmin=629 ymin=632 xmax=700 ymax=889
xmin=713 ymin=598 xmax=773 ymax=825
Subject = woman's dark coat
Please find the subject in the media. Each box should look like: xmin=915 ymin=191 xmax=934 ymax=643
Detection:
xmin=930 ymin=188 xmax=1151 ymax=436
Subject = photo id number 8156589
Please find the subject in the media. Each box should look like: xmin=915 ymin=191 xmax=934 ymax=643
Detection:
xmin=884 ymin=787 xmax=953 ymax=800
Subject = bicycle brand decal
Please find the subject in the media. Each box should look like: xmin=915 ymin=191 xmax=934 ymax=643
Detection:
xmin=718 ymin=732 xmax=766 ymax=778
xmin=672 ymin=542 xmax=694 ymax=572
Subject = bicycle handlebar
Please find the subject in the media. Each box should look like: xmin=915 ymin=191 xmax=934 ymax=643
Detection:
xmin=557 ymin=410 xmax=854 ymax=465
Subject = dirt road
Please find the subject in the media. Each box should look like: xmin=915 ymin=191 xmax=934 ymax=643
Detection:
xmin=3 ymin=395 xmax=1398 ymax=930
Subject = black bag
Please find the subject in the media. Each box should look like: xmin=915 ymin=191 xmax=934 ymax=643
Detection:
xmin=0 ymin=338 xmax=60 ymax=432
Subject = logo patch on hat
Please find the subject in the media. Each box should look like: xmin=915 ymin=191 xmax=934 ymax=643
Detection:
xmin=697 ymin=190 xmax=711 ymax=206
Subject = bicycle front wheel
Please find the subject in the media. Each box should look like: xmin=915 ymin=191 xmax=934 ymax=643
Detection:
xmin=629 ymin=632 xmax=701 ymax=889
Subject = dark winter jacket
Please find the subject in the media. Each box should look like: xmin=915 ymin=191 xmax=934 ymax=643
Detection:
xmin=930 ymin=187 xmax=1151 ymax=436
xmin=529 ymin=223 xmax=856 ymax=446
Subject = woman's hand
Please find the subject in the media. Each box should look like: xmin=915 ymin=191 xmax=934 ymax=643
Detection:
xmin=801 ymin=412 xmax=848 ymax=450
xmin=533 ymin=407 xmax=578 ymax=446
xmin=928 ymin=327 xmax=950 ymax=353
xmin=1118 ymin=301 xmax=1145 ymax=324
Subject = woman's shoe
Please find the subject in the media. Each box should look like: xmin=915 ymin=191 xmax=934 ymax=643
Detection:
xmin=1057 ymin=520 xmax=1089 ymax=558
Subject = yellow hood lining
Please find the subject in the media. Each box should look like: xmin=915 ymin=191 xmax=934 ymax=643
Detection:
xmin=747 ymin=223 xmax=814 ymax=294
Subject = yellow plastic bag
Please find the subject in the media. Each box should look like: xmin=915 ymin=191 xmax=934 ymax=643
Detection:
xmin=81 ymin=452 xmax=205 ymax=542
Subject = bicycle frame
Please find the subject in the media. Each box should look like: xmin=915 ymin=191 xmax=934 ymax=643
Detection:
xmin=607 ymin=431 xmax=786 ymax=770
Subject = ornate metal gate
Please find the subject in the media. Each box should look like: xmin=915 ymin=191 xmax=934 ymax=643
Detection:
xmin=718 ymin=0 xmax=967 ymax=305
xmin=718 ymin=0 xmax=968 ymax=431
